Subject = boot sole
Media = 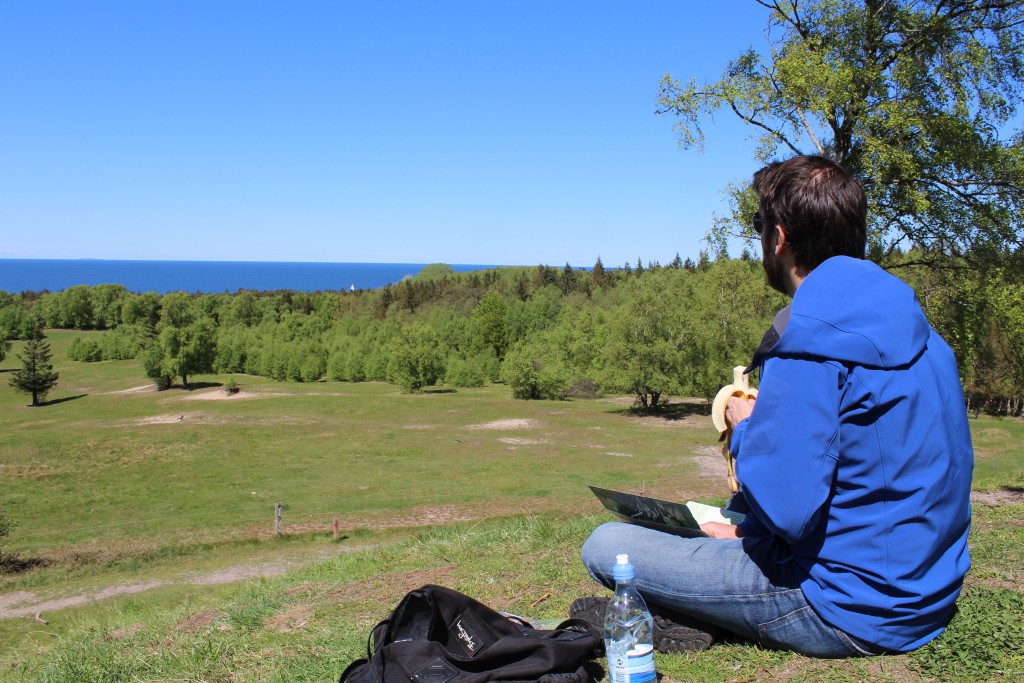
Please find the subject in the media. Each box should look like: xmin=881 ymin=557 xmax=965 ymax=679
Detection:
xmin=569 ymin=597 xmax=713 ymax=653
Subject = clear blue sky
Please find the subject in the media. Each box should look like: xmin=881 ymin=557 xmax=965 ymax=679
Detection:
xmin=0 ymin=1 xmax=772 ymax=267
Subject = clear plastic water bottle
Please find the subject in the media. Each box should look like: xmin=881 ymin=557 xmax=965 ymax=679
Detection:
xmin=604 ymin=554 xmax=656 ymax=683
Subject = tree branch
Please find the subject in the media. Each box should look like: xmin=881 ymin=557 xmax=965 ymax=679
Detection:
xmin=728 ymin=101 xmax=804 ymax=155
xmin=796 ymin=107 xmax=826 ymax=153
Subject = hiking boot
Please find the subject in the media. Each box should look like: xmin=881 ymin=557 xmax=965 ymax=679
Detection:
xmin=569 ymin=596 xmax=714 ymax=653
xmin=652 ymin=612 xmax=714 ymax=653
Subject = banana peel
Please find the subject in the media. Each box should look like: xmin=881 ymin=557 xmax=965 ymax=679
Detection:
xmin=711 ymin=366 xmax=757 ymax=493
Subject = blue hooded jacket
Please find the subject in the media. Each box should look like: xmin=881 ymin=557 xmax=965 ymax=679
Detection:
xmin=731 ymin=256 xmax=973 ymax=652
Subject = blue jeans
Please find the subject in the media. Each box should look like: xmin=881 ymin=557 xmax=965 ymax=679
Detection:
xmin=581 ymin=523 xmax=882 ymax=658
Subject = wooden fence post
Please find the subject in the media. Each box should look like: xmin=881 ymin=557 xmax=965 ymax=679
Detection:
xmin=275 ymin=502 xmax=283 ymax=536
xmin=333 ymin=515 xmax=340 ymax=541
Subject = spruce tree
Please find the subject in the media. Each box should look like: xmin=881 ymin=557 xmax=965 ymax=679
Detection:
xmin=591 ymin=257 xmax=607 ymax=288
xmin=10 ymin=330 xmax=59 ymax=406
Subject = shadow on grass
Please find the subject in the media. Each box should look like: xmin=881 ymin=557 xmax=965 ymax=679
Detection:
xmin=41 ymin=394 xmax=88 ymax=406
xmin=608 ymin=401 xmax=708 ymax=421
xmin=423 ymin=388 xmax=457 ymax=394
xmin=0 ymin=554 xmax=50 ymax=575
xmin=181 ymin=382 xmax=222 ymax=391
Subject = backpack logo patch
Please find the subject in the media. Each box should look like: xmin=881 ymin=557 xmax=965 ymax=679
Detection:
xmin=450 ymin=616 xmax=482 ymax=656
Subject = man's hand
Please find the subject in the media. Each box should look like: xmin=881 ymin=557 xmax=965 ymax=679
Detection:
xmin=725 ymin=395 xmax=756 ymax=429
xmin=700 ymin=521 xmax=742 ymax=539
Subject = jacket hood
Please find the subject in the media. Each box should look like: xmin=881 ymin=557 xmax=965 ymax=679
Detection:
xmin=769 ymin=256 xmax=930 ymax=369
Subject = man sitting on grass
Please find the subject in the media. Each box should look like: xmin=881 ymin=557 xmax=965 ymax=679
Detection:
xmin=573 ymin=155 xmax=974 ymax=658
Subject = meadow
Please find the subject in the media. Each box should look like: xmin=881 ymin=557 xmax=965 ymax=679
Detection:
xmin=1 ymin=330 xmax=1021 ymax=682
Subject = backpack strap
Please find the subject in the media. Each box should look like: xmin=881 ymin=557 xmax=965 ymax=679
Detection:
xmin=338 ymin=657 xmax=369 ymax=683
xmin=339 ymin=617 xmax=390 ymax=683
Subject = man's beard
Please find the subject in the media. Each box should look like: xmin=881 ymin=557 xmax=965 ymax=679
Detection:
xmin=762 ymin=242 xmax=789 ymax=294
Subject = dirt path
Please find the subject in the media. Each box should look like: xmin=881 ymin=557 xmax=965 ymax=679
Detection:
xmin=0 ymin=545 xmax=367 ymax=620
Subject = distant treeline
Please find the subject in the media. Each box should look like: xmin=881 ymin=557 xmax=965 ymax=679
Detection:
xmin=1 ymin=256 xmax=1021 ymax=415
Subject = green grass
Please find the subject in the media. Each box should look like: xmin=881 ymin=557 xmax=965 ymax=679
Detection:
xmin=1 ymin=329 xmax=1022 ymax=682
xmin=1 ymin=331 xmax=719 ymax=561
xmin=3 ymin=507 xmax=1022 ymax=682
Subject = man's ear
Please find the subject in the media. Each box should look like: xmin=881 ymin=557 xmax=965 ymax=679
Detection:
xmin=773 ymin=226 xmax=788 ymax=254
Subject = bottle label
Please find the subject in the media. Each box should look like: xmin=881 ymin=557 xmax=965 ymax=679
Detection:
xmin=608 ymin=645 xmax=655 ymax=683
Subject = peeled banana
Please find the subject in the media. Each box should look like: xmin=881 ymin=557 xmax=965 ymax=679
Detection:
xmin=711 ymin=366 xmax=757 ymax=493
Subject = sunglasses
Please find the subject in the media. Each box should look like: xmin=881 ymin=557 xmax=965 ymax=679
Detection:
xmin=752 ymin=214 xmax=771 ymax=235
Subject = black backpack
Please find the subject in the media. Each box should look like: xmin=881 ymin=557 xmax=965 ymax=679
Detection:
xmin=340 ymin=584 xmax=603 ymax=683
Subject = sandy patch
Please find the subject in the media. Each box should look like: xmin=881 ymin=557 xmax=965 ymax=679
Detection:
xmin=183 ymin=389 xmax=262 ymax=401
xmin=692 ymin=444 xmax=723 ymax=457
xmin=466 ymin=419 xmax=539 ymax=430
xmin=0 ymin=581 xmax=164 ymax=619
xmin=0 ymin=549 xmax=369 ymax=620
xmin=691 ymin=445 xmax=730 ymax=478
xmin=404 ymin=425 xmax=433 ymax=430
xmin=693 ymin=456 xmax=729 ymax=478
xmin=0 ymin=591 xmax=37 ymax=613
xmin=134 ymin=412 xmax=205 ymax=425
xmin=105 ymin=384 xmax=155 ymax=395
xmin=190 ymin=562 xmax=296 ymax=585
xmin=971 ymin=489 xmax=1024 ymax=506
xmin=497 ymin=437 xmax=549 ymax=446
xmin=604 ymin=452 xmax=635 ymax=458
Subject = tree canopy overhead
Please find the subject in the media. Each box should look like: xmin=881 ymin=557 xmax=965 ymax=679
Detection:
xmin=658 ymin=0 xmax=1024 ymax=266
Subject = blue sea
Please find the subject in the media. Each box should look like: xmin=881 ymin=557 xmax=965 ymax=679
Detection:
xmin=0 ymin=259 xmax=500 ymax=295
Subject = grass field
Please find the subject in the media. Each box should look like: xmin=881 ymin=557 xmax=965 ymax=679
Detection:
xmin=1 ymin=330 xmax=1022 ymax=682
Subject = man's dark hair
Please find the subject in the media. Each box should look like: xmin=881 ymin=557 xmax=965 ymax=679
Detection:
xmin=752 ymin=155 xmax=867 ymax=270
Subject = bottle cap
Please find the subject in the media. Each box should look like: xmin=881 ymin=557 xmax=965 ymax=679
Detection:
xmin=612 ymin=553 xmax=634 ymax=582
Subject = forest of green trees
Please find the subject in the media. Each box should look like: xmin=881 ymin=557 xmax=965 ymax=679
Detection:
xmin=2 ymin=252 xmax=1022 ymax=415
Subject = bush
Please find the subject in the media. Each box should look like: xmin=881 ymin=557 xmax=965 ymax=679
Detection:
xmin=67 ymin=338 xmax=102 ymax=362
xmin=501 ymin=342 xmax=569 ymax=400
xmin=99 ymin=325 xmax=147 ymax=360
xmin=446 ymin=355 xmax=486 ymax=387
xmin=387 ymin=325 xmax=446 ymax=392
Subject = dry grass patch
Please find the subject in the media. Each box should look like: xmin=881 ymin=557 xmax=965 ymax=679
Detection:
xmin=106 ymin=622 xmax=146 ymax=641
xmin=264 ymin=604 xmax=314 ymax=633
xmin=971 ymin=489 xmax=1024 ymax=506
xmin=176 ymin=609 xmax=229 ymax=634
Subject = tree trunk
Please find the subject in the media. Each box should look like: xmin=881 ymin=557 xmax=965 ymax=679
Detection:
xmin=181 ymin=373 xmax=188 ymax=389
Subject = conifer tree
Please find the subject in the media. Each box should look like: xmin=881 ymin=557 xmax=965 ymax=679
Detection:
xmin=559 ymin=262 xmax=577 ymax=294
xmin=591 ymin=257 xmax=607 ymax=288
xmin=9 ymin=329 xmax=59 ymax=406
xmin=513 ymin=271 xmax=531 ymax=301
